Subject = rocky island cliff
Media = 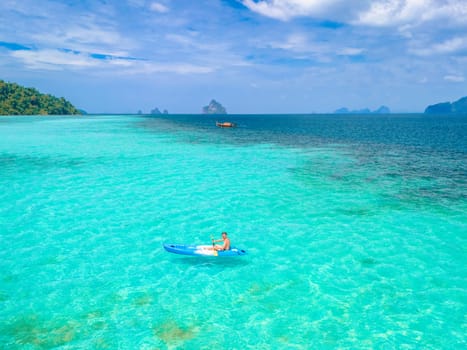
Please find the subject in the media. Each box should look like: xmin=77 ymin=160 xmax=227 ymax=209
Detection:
xmin=202 ymin=99 xmax=227 ymax=114
xmin=425 ymin=96 xmax=467 ymax=114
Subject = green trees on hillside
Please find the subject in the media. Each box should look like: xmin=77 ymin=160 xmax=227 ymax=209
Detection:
xmin=0 ymin=80 xmax=81 ymax=115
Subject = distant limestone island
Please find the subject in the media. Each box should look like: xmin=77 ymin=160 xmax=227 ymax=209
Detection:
xmin=150 ymin=107 xmax=169 ymax=115
xmin=425 ymin=96 xmax=467 ymax=114
xmin=334 ymin=106 xmax=391 ymax=114
xmin=0 ymin=80 xmax=81 ymax=115
xmin=202 ymin=99 xmax=227 ymax=114
xmin=142 ymin=99 xmax=227 ymax=115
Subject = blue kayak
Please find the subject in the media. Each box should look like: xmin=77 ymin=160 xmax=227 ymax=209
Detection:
xmin=163 ymin=243 xmax=247 ymax=257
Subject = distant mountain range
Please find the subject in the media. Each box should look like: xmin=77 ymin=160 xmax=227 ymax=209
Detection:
xmin=3 ymin=78 xmax=464 ymax=116
xmin=334 ymin=105 xmax=390 ymax=114
xmin=425 ymin=96 xmax=467 ymax=114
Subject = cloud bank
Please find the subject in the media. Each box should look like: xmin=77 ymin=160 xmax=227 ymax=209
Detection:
xmin=242 ymin=0 xmax=467 ymax=27
xmin=0 ymin=0 xmax=465 ymax=112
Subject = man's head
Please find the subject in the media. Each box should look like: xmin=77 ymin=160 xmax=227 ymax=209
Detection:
xmin=222 ymin=232 xmax=227 ymax=238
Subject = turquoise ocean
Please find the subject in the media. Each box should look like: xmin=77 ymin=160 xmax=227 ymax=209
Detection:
xmin=0 ymin=114 xmax=466 ymax=349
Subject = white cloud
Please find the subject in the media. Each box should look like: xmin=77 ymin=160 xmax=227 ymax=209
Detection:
xmin=150 ymin=2 xmax=169 ymax=13
xmin=265 ymin=33 xmax=334 ymax=63
xmin=337 ymin=47 xmax=365 ymax=56
xmin=433 ymin=37 xmax=467 ymax=54
xmin=165 ymin=33 xmax=197 ymax=46
xmin=444 ymin=75 xmax=465 ymax=82
xmin=0 ymin=1 xmax=138 ymax=59
xmin=267 ymin=33 xmax=364 ymax=59
xmin=355 ymin=0 xmax=431 ymax=26
xmin=243 ymin=0 xmax=467 ymax=27
xmin=356 ymin=0 xmax=467 ymax=27
xmin=136 ymin=62 xmax=213 ymax=74
xmin=270 ymin=33 xmax=309 ymax=51
xmin=9 ymin=48 xmax=215 ymax=75
xmin=21 ymin=11 xmax=138 ymax=59
xmin=242 ymin=0 xmax=342 ymax=21
xmin=58 ymin=24 xmax=123 ymax=47
xmin=11 ymin=49 xmax=98 ymax=70
xmin=411 ymin=37 xmax=467 ymax=56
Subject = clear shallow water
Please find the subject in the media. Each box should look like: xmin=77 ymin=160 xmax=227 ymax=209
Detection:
xmin=0 ymin=114 xmax=465 ymax=349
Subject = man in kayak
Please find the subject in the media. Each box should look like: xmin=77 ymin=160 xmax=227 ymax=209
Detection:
xmin=212 ymin=232 xmax=231 ymax=251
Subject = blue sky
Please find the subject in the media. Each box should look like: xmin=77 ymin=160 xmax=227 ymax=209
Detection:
xmin=1 ymin=0 xmax=466 ymax=113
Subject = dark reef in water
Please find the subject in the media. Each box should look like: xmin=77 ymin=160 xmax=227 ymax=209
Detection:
xmin=425 ymin=96 xmax=467 ymax=114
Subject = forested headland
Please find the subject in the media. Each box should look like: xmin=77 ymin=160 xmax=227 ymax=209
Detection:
xmin=0 ymin=80 xmax=81 ymax=115
xmin=425 ymin=96 xmax=467 ymax=114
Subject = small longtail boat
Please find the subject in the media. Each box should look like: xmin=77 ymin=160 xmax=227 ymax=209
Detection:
xmin=216 ymin=121 xmax=236 ymax=128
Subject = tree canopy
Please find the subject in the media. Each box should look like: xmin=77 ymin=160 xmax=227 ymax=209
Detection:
xmin=0 ymin=80 xmax=81 ymax=115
